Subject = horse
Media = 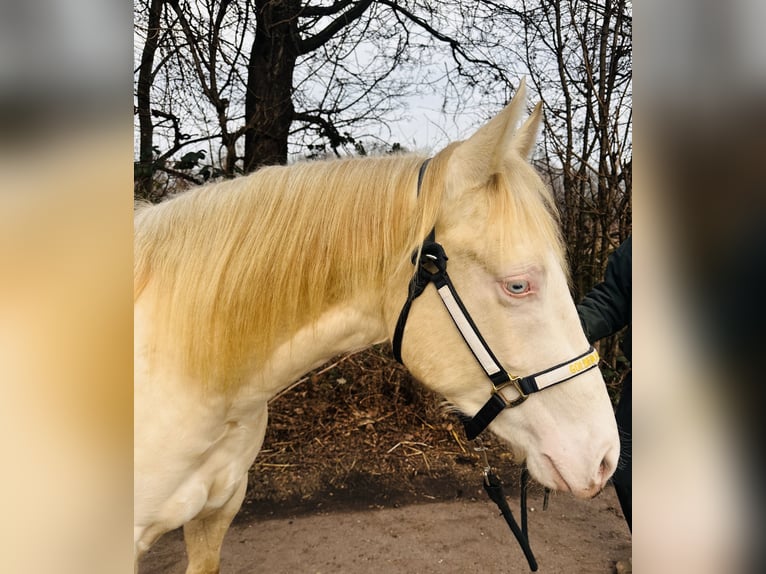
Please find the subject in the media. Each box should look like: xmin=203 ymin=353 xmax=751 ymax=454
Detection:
xmin=134 ymin=80 xmax=620 ymax=573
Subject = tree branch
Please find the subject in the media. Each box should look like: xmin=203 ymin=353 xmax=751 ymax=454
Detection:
xmin=376 ymin=0 xmax=510 ymax=82
xmin=301 ymin=0 xmax=355 ymax=18
xmin=293 ymin=111 xmax=350 ymax=155
xmin=155 ymin=164 xmax=204 ymax=185
xmin=298 ymin=0 xmax=375 ymax=55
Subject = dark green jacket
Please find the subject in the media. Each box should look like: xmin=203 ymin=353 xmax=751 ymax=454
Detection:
xmin=577 ymin=235 xmax=632 ymax=362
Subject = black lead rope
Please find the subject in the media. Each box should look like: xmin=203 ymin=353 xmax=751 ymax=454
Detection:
xmin=476 ymin=438 xmax=539 ymax=571
xmin=483 ymin=470 xmax=538 ymax=571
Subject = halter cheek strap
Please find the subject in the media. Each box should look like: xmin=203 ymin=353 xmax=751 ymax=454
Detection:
xmin=392 ymin=160 xmax=600 ymax=440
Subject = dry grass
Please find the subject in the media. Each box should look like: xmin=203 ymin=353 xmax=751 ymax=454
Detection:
xmin=243 ymin=345 xmax=528 ymax=519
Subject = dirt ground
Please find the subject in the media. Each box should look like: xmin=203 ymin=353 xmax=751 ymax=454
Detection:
xmin=140 ymin=490 xmax=630 ymax=573
xmin=139 ymin=347 xmax=631 ymax=573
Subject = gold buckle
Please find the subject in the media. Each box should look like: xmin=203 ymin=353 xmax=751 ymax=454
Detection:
xmin=492 ymin=374 xmax=528 ymax=408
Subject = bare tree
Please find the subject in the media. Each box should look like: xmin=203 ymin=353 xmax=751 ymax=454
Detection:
xmin=134 ymin=0 xmax=165 ymax=199
xmin=134 ymin=0 xmax=254 ymax=199
xmin=134 ymin=0 xmax=521 ymax=195
xmin=516 ymin=0 xmax=632 ymax=295
xmin=509 ymin=0 xmax=632 ymax=388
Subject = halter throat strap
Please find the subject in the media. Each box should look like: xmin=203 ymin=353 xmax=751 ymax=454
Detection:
xmin=392 ymin=160 xmax=600 ymax=440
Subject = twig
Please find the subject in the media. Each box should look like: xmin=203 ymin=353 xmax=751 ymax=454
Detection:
xmin=449 ymin=427 xmax=468 ymax=455
xmin=386 ymin=440 xmax=430 ymax=454
xmin=268 ymin=351 xmax=358 ymax=403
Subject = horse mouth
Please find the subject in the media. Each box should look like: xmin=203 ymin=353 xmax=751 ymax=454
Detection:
xmin=542 ymin=454 xmax=572 ymax=493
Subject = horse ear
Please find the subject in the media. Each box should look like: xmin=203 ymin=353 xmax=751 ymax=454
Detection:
xmin=446 ymin=78 xmax=537 ymax=190
xmin=507 ymin=101 xmax=543 ymax=160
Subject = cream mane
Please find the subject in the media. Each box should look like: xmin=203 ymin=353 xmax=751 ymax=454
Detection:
xmin=135 ymin=153 xmax=447 ymax=390
xmin=135 ymin=139 xmax=564 ymax=393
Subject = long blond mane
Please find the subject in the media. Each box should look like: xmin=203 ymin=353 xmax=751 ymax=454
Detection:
xmin=135 ymin=137 xmax=564 ymax=393
xmin=136 ymin=154 xmax=445 ymax=390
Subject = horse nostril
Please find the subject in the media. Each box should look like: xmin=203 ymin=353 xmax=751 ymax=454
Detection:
xmin=587 ymin=455 xmax=614 ymax=498
xmin=599 ymin=447 xmax=618 ymax=481
xmin=598 ymin=458 xmax=609 ymax=484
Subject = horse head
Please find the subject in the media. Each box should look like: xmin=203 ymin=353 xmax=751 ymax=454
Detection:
xmin=389 ymin=80 xmax=620 ymax=499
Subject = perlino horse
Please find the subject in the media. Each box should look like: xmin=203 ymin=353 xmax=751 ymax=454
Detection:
xmin=134 ymin=80 xmax=620 ymax=573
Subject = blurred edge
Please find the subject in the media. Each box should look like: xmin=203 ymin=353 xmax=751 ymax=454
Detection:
xmin=637 ymin=0 xmax=765 ymax=573
xmin=0 ymin=1 xmax=133 ymax=573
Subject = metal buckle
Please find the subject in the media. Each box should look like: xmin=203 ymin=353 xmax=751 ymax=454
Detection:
xmin=492 ymin=374 xmax=528 ymax=408
xmin=473 ymin=437 xmax=491 ymax=480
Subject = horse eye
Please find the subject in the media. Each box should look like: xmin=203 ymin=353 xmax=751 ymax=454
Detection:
xmin=504 ymin=280 xmax=530 ymax=296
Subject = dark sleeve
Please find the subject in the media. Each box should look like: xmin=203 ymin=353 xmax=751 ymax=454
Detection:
xmin=577 ymin=235 xmax=632 ymax=343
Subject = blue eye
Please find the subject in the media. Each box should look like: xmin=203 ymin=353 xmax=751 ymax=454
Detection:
xmin=504 ymin=280 xmax=530 ymax=295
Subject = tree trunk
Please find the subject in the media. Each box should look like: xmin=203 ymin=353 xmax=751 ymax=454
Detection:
xmin=244 ymin=0 xmax=301 ymax=171
xmin=135 ymin=0 xmax=164 ymax=197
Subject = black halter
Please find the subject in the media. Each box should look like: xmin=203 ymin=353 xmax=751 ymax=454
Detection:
xmin=392 ymin=160 xmax=599 ymax=440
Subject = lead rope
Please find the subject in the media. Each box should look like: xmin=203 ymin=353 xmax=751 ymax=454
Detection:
xmin=474 ymin=438 xmax=550 ymax=572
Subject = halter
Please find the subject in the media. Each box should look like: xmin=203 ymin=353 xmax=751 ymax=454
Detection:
xmin=391 ymin=160 xmax=601 ymax=571
xmin=392 ymin=160 xmax=600 ymax=440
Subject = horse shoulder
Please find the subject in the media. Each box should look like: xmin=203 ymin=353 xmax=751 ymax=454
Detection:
xmin=135 ymin=301 xmax=269 ymax=545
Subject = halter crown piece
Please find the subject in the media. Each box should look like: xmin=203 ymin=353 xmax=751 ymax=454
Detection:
xmin=392 ymin=159 xmax=600 ymax=440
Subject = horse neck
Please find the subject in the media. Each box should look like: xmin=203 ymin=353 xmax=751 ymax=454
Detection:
xmin=245 ymin=158 xmax=426 ymax=397
xmin=252 ymin=294 xmax=390 ymax=398
xmin=146 ymin=155 xmax=425 ymax=401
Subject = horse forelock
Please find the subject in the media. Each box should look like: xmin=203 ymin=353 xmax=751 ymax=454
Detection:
xmin=435 ymin=149 xmax=567 ymax=281
xmin=490 ymin=156 xmax=568 ymax=277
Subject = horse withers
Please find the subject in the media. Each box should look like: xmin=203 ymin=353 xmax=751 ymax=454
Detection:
xmin=134 ymin=79 xmax=620 ymax=573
